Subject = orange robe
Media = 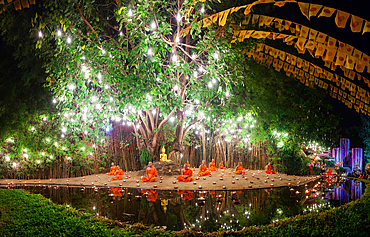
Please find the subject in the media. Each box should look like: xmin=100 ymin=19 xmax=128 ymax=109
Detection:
xmin=178 ymin=190 xmax=193 ymax=201
xmin=209 ymin=162 xmax=218 ymax=171
xmin=187 ymin=162 xmax=190 ymax=168
xmin=142 ymin=189 xmax=158 ymax=202
xmin=109 ymin=187 xmax=124 ymax=197
xmin=234 ymin=165 xmax=245 ymax=174
xmin=327 ymin=169 xmax=333 ymax=176
xmin=177 ymin=169 xmax=193 ymax=182
xmin=198 ymin=165 xmax=211 ymax=176
xmin=111 ymin=169 xmax=124 ymax=181
xmin=108 ymin=165 xmax=118 ymax=175
xmin=141 ymin=166 xmax=158 ymax=182
xmin=218 ymin=163 xmax=226 ymax=169
xmin=265 ymin=164 xmax=275 ymax=174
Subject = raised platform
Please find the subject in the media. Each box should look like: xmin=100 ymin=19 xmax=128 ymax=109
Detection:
xmin=0 ymin=168 xmax=318 ymax=191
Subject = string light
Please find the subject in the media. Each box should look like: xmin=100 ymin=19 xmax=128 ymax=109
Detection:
xmin=13 ymin=162 xmax=17 ymax=167
xmin=200 ymin=7 xmax=205 ymax=13
xmin=147 ymin=48 xmax=153 ymax=56
xmin=38 ymin=31 xmax=43 ymax=38
xmin=57 ymin=30 xmax=62 ymax=37
xmin=128 ymin=9 xmax=133 ymax=17
xmin=66 ymin=36 xmax=72 ymax=44
xmin=151 ymin=21 xmax=156 ymax=30
xmin=5 ymin=156 xmax=10 ymax=161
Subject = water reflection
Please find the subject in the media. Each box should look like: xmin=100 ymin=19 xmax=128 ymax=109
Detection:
xmin=4 ymin=177 xmax=366 ymax=232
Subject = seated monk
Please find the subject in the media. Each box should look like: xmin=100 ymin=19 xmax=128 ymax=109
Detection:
xmin=218 ymin=161 xmax=226 ymax=169
xmin=186 ymin=160 xmax=190 ymax=168
xmin=234 ymin=162 xmax=245 ymax=174
xmin=198 ymin=160 xmax=211 ymax=176
xmin=177 ymin=164 xmax=193 ymax=182
xmin=108 ymin=162 xmax=118 ymax=175
xmin=209 ymin=159 xmax=218 ymax=171
xmin=327 ymin=169 xmax=333 ymax=176
xmin=142 ymin=189 xmax=158 ymax=202
xmin=178 ymin=190 xmax=193 ymax=201
xmin=141 ymin=162 xmax=158 ymax=182
xmin=265 ymin=162 xmax=276 ymax=174
xmin=111 ymin=166 xmax=124 ymax=181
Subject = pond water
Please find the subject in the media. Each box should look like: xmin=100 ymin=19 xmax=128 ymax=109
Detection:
xmin=5 ymin=177 xmax=366 ymax=232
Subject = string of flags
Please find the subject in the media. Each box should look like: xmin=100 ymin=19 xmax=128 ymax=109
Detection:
xmin=248 ymin=43 xmax=370 ymax=115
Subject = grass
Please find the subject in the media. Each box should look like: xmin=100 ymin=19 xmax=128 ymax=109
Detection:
xmin=0 ymin=187 xmax=370 ymax=236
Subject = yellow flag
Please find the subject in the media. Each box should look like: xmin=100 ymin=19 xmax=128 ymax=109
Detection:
xmin=349 ymin=70 xmax=356 ymax=80
xmin=14 ymin=0 xmax=22 ymax=10
xmin=297 ymin=58 xmax=303 ymax=68
xmin=295 ymin=38 xmax=307 ymax=52
xmin=278 ymin=51 xmax=286 ymax=61
xmin=291 ymin=55 xmax=297 ymax=66
xmin=309 ymin=4 xmax=322 ymax=19
xmin=298 ymin=2 xmax=310 ymax=20
xmin=316 ymin=32 xmax=327 ymax=43
xmin=219 ymin=9 xmax=231 ymax=26
xmin=243 ymin=15 xmax=252 ymax=25
xmin=244 ymin=30 xmax=254 ymax=39
xmin=355 ymin=59 xmax=365 ymax=73
xmin=299 ymin=26 xmax=309 ymax=38
xmin=315 ymin=43 xmax=326 ymax=58
xmin=252 ymin=15 xmax=259 ymax=25
xmin=335 ymin=10 xmax=350 ymax=28
xmin=350 ymin=15 xmax=363 ymax=33
xmin=21 ymin=0 xmax=30 ymax=8
xmin=238 ymin=31 xmax=247 ymax=42
xmin=335 ymin=51 xmax=346 ymax=66
xmin=202 ymin=18 xmax=212 ymax=27
xmin=323 ymin=47 xmax=336 ymax=62
xmin=244 ymin=4 xmax=254 ymax=15
xmin=362 ymin=53 xmax=370 ymax=64
xmin=265 ymin=17 xmax=274 ymax=26
xmin=327 ymin=37 xmax=337 ymax=48
xmin=345 ymin=55 xmax=356 ymax=70
xmin=362 ymin=21 xmax=370 ymax=34
xmin=258 ymin=15 xmax=268 ymax=27
xmin=318 ymin=7 xmax=336 ymax=17
xmin=352 ymin=49 xmax=362 ymax=59
xmin=309 ymin=29 xmax=318 ymax=40
xmin=274 ymin=1 xmax=287 ymax=7
xmin=285 ymin=20 xmax=292 ymax=30
xmin=304 ymin=40 xmax=316 ymax=51
xmin=212 ymin=12 xmax=220 ymax=23
xmin=345 ymin=44 xmax=354 ymax=55
xmin=338 ymin=41 xmax=346 ymax=52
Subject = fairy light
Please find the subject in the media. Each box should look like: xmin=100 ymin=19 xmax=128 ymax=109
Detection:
xmin=57 ymin=30 xmax=62 ymax=37
xmin=68 ymin=84 xmax=75 ymax=91
xmin=91 ymin=96 xmax=97 ymax=102
xmin=61 ymin=127 xmax=67 ymax=133
xmin=152 ymin=109 xmax=156 ymax=115
xmin=192 ymin=53 xmax=196 ymax=59
xmin=36 ymin=160 xmax=41 ymax=164
xmin=13 ymin=162 xmax=17 ymax=168
xmin=176 ymin=36 xmax=180 ymax=43
xmin=172 ymin=54 xmax=177 ymax=62
xmin=151 ymin=21 xmax=156 ymax=30
xmin=225 ymin=91 xmax=230 ymax=97
xmin=5 ymin=156 xmax=10 ymax=161
xmin=214 ymin=52 xmax=219 ymax=60
xmin=24 ymin=154 xmax=29 ymax=158
xmin=208 ymin=82 xmax=212 ymax=88
xmin=176 ymin=13 xmax=181 ymax=22
xmin=52 ymin=99 xmax=57 ymax=104
xmin=200 ymin=7 xmax=205 ymax=13
xmin=169 ymin=117 xmax=175 ymax=122
xmin=66 ymin=36 xmax=72 ymax=44
xmin=212 ymin=78 xmax=217 ymax=83
xmin=128 ymin=9 xmax=133 ymax=17
xmin=147 ymin=48 xmax=153 ymax=56
xmin=38 ymin=31 xmax=43 ymax=38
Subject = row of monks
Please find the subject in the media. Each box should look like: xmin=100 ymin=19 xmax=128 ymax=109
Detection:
xmin=108 ymin=160 xmax=275 ymax=182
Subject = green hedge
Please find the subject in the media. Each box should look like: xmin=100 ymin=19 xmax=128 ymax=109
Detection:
xmin=1 ymin=187 xmax=370 ymax=237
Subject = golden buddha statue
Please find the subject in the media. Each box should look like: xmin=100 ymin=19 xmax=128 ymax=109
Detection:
xmin=160 ymin=146 xmax=169 ymax=162
xmin=161 ymin=199 xmax=168 ymax=213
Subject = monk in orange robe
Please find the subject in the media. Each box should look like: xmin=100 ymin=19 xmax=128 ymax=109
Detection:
xmin=234 ymin=162 xmax=245 ymax=174
xmin=141 ymin=162 xmax=158 ymax=182
xmin=108 ymin=162 xmax=118 ymax=175
xmin=111 ymin=166 xmax=124 ymax=181
xmin=177 ymin=164 xmax=193 ymax=182
xmin=142 ymin=189 xmax=158 ymax=202
xmin=265 ymin=162 xmax=276 ymax=174
xmin=178 ymin=190 xmax=193 ymax=201
xmin=209 ymin=159 xmax=218 ymax=171
xmin=327 ymin=169 xmax=333 ymax=176
xmin=198 ymin=160 xmax=211 ymax=176
xmin=186 ymin=160 xmax=190 ymax=168
xmin=218 ymin=161 xmax=226 ymax=169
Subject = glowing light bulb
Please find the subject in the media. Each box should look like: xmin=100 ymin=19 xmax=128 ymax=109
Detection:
xmin=152 ymin=109 xmax=156 ymax=115
xmin=192 ymin=53 xmax=196 ymax=59
xmin=208 ymin=82 xmax=212 ymax=88
xmin=5 ymin=156 xmax=10 ymax=161
xmin=61 ymin=127 xmax=67 ymax=133
xmin=57 ymin=30 xmax=62 ymax=37
xmin=101 ymin=49 xmax=106 ymax=54
xmin=38 ymin=31 xmax=43 ymax=38
xmin=37 ymin=160 xmax=41 ymax=164
xmin=13 ymin=162 xmax=17 ymax=167
xmin=119 ymin=31 xmax=123 ymax=36
xmin=172 ymin=54 xmax=177 ymax=62
xmin=173 ymin=85 xmax=179 ymax=91
xmin=52 ymin=99 xmax=57 ymax=103
xmin=201 ymin=7 xmax=205 ymax=13
xmin=91 ymin=96 xmax=97 ymax=102
xmin=151 ymin=21 xmax=156 ymax=29
xmin=148 ymin=48 xmax=153 ymax=56
xmin=176 ymin=13 xmax=181 ymax=22
xmin=105 ymin=126 xmax=110 ymax=132
xmin=128 ymin=9 xmax=133 ymax=17
xmin=66 ymin=36 xmax=72 ymax=44
xmin=212 ymin=78 xmax=217 ymax=83
xmin=214 ymin=52 xmax=219 ymax=60
xmin=68 ymin=84 xmax=75 ymax=91
xmin=176 ymin=36 xmax=180 ymax=43
xmin=169 ymin=117 xmax=175 ymax=122
xmin=225 ymin=91 xmax=230 ymax=97
xmin=24 ymin=154 xmax=29 ymax=158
